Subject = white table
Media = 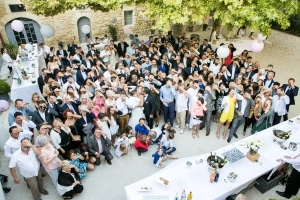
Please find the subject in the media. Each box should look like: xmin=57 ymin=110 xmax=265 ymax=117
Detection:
xmin=125 ymin=116 xmax=300 ymax=200
xmin=210 ymin=39 xmax=252 ymax=57
xmin=10 ymin=44 xmax=41 ymax=104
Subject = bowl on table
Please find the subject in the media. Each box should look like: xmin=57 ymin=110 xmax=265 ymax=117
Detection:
xmin=273 ymin=129 xmax=291 ymax=143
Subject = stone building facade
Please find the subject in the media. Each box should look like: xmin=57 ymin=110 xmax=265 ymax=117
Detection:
xmin=0 ymin=0 xmax=152 ymax=47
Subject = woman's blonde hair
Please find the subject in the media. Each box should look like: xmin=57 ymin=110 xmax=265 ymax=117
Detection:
xmin=148 ymin=131 xmax=157 ymax=139
xmin=53 ymin=118 xmax=63 ymax=127
xmin=61 ymin=160 xmax=70 ymax=168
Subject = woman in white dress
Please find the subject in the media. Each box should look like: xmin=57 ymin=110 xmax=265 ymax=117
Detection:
xmin=127 ymin=87 xmax=145 ymax=130
xmin=107 ymin=106 xmax=119 ymax=143
xmin=109 ymin=43 xmax=117 ymax=69
xmin=1 ymin=48 xmax=13 ymax=74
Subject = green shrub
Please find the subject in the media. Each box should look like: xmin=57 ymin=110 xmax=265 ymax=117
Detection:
xmin=0 ymin=79 xmax=11 ymax=95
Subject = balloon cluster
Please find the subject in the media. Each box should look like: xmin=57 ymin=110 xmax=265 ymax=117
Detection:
xmin=249 ymin=33 xmax=266 ymax=53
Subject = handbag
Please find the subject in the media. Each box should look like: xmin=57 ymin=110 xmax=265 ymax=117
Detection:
xmin=82 ymin=122 xmax=94 ymax=135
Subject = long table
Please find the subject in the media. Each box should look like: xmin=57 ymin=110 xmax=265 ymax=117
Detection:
xmin=125 ymin=116 xmax=300 ymax=200
xmin=10 ymin=44 xmax=41 ymax=104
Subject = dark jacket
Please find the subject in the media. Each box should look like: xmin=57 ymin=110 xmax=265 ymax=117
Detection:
xmin=31 ymin=108 xmax=58 ymax=125
xmin=143 ymin=94 xmax=156 ymax=115
xmin=88 ymin=135 xmax=112 ymax=156
xmin=281 ymin=84 xmax=299 ymax=105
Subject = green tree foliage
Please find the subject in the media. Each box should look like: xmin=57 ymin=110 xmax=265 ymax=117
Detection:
xmin=21 ymin=0 xmax=300 ymax=35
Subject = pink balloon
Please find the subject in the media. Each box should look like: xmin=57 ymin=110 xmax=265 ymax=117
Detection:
xmin=11 ymin=20 xmax=24 ymax=32
xmin=123 ymin=26 xmax=132 ymax=35
xmin=250 ymin=40 xmax=264 ymax=52
xmin=0 ymin=100 xmax=9 ymax=112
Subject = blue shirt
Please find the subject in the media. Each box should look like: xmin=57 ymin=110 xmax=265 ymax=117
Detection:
xmin=160 ymin=85 xmax=176 ymax=103
xmin=135 ymin=124 xmax=149 ymax=135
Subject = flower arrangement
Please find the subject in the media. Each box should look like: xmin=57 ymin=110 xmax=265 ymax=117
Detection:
xmin=247 ymin=138 xmax=263 ymax=155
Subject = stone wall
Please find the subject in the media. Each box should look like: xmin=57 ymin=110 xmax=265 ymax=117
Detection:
xmin=0 ymin=1 xmax=152 ymax=47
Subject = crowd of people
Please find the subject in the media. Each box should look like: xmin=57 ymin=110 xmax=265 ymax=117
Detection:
xmin=2 ymin=30 xmax=300 ymax=200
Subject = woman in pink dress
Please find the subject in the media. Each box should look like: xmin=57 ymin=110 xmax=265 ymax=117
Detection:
xmin=92 ymin=91 xmax=106 ymax=116
xmin=35 ymin=135 xmax=61 ymax=187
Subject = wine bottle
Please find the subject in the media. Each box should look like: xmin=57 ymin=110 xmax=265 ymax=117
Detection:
xmin=187 ymin=191 xmax=193 ymax=200
xmin=210 ymin=152 xmax=213 ymax=161
xmin=214 ymin=153 xmax=217 ymax=163
xmin=214 ymin=172 xmax=219 ymax=182
xmin=175 ymin=192 xmax=179 ymax=200
xmin=181 ymin=190 xmax=186 ymax=200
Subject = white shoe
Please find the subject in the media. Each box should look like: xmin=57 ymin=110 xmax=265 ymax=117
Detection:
xmin=180 ymin=130 xmax=184 ymax=134
xmin=175 ymin=125 xmax=180 ymax=128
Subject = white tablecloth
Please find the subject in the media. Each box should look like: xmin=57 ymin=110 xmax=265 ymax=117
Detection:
xmin=125 ymin=116 xmax=300 ymax=200
xmin=10 ymin=44 xmax=41 ymax=104
xmin=210 ymin=39 xmax=252 ymax=57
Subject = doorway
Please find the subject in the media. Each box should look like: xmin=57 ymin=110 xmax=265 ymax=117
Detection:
xmin=77 ymin=17 xmax=92 ymax=43
xmin=5 ymin=18 xmax=44 ymax=45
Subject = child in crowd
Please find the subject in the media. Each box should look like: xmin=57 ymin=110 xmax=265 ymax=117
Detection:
xmin=152 ymin=148 xmax=178 ymax=168
xmin=67 ymin=149 xmax=95 ymax=179
xmin=125 ymin=126 xmax=136 ymax=148
xmin=114 ymin=132 xmax=130 ymax=158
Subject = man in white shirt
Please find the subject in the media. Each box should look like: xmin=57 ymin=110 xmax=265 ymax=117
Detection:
xmin=39 ymin=43 xmax=50 ymax=64
xmin=100 ymin=45 xmax=111 ymax=65
xmin=209 ymin=57 xmax=221 ymax=76
xmin=116 ymin=92 xmax=129 ymax=134
xmin=187 ymin=81 xmax=200 ymax=127
xmin=11 ymin=112 xmax=36 ymax=139
xmin=175 ymin=84 xmax=189 ymax=134
xmin=4 ymin=126 xmax=22 ymax=159
xmin=62 ymin=75 xmax=80 ymax=92
xmin=9 ymin=138 xmax=48 ymax=200
xmin=272 ymin=87 xmax=290 ymax=125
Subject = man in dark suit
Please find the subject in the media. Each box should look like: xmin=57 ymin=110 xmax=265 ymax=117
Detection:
xmin=227 ymin=89 xmax=254 ymax=143
xmin=143 ymin=87 xmax=156 ymax=129
xmin=264 ymin=71 xmax=275 ymax=88
xmin=87 ymin=45 xmax=100 ymax=57
xmin=199 ymin=39 xmax=212 ymax=54
xmin=88 ymin=128 xmax=113 ymax=165
xmin=117 ymin=37 xmax=129 ymax=57
xmin=61 ymin=95 xmax=81 ymax=115
xmin=31 ymin=100 xmax=58 ymax=126
xmin=38 ymin=68 xmax=48 ymax=93
xmin=281 ymin=78 xmax=299 ymax=121
xmin=76 ymin=64 xmax=87 ymax=86
xmin=227 ymin=58 xmax=241 ymax=82
xmin=57 ymin=44 xmax=69 ymax=68
xmin=81 ymin=54 xmax=94 ymax=71
xmin=47 ymin=94 xmax=63 ymax=120
xmin=67 ymin=40 xmax=78 ymax=56
xmin=53 ymin=70 xmax=67 ymax=87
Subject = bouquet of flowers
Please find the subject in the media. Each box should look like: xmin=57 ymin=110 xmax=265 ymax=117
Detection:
xmin=247 ymin=138 xmax=263 ymax=154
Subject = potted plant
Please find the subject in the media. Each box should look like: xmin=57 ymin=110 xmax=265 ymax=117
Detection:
xmin=2 ymin=43 xmax=18 ymax=59
xmin=108 ymin=24 xmax=118 ymax=41
xmin=0 ymin=79 xmax=11 ymax=101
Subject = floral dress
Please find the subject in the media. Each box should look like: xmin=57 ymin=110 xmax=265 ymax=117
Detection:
xmin=69 ymin=152 xmax=88 ymax=179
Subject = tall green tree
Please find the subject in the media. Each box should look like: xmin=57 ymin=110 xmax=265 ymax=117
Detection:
xmin=21 ymin=0 xmax=300 ymax=35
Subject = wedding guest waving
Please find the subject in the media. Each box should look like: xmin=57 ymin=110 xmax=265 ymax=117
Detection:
xmin=88 ymin=128 xmax=113 ymax=166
